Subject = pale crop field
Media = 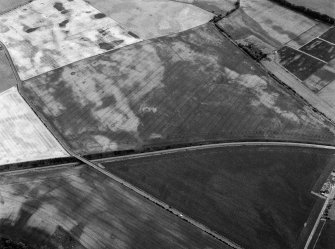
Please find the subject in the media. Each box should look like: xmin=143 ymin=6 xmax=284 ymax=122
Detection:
xmin=0 ymin=87 xmax=68 ymax=165
xmin=0 ymin=0 xmax=141 ymax=80
xmin=86 ymin=0 xmax=214 ymax=39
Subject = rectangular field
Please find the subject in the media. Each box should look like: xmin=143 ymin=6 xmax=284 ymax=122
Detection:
xmin=103 ymin=146 xmax=335 ymax=249
xmin=277 ymin=46 xmax=326 ymax=81
xmin=300 ymin=38 xmax=335 ymax=62
xmin=320 ymin=27 xmax=335 ymax=44
xmin=304 ymin=64 xmax=335 ymax=93
xmin=0 ymin=0 xmax=140 ymax=80
xmin=0 ymin=165 xmax=228 ymax=249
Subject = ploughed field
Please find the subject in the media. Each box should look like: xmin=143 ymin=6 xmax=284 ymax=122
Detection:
xmin=103 ymin=146 xmax=333 ymax=249
xmin=103 ymin=146 xmax=334 ymax=249
xmin=20 ymin=23 xmax=335 ymax=156
xmin=321 ymin=27 xmax=335 ymax=44
xmin=277 ymin=35 xmax=335 ymax=84
xmin=300 ymin=38 xmax=335 ymax=63
xmin=0 ymin=165 xmax=227 ymax=249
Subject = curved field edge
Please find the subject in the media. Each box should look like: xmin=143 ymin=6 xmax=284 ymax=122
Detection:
xmin=102 ymin=145 xmax=335 ymax=249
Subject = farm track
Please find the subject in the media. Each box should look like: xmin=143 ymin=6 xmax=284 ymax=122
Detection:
xmin=318 ymin=37 xmax=335 ymax=46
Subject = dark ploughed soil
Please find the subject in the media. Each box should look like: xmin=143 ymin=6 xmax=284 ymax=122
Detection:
xmin=103 ymin=146 xmax=334 ymax=249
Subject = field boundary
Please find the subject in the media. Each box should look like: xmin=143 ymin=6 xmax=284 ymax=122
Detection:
xmin=93 ymin=141 xmax=335 ymax=164
xmin=317 ymin=37 xmax=335 ymax=46
xmin=292 ymin=46 xmax=328 ymax=63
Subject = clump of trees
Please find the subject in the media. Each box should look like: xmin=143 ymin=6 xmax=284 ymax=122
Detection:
xmin=238 ymin=43 xmax=267 ymax=62
xmin=0 ymin=238 xmax=33 ymax=249
xmin=269 ymin=0 xmax=335 ymax=24
xmin=0 ymin=238 xmax=52 ymax=249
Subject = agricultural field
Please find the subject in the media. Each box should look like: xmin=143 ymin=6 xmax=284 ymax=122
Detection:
xmin=276 ymin=46 xmax=326 ymax=81
xmin=217 ymin=0 xmax=330 ymax=54
xmin=273 ymin=26 xmax=335 ymax=112
xmin=321 ymin=27 xmax=335 ymax=44
xmin=103 ymin=146 xmax=335 ymax=249
xmin=0 ymin=164 xmax=228 ymax=249
xmin=0 ymin=87 xmax=68 ymax=166
xmin=85 ymin=0 xmax=214 ymax=40
xmin=0 ymin=0 xmax=140 ymax=80
xmin=0 ymin=0 xmax=30 ymax=15
xmin=300 ymin=38 xmax=335 ymax=63
xmin=287 ymin=0 xmax=335 ymax=19
xmin=314 ymin=220 xmax=335 ymax=249
xmin=304 ymin=64 xmax=335 ymax=93
xmin=192 ymin=0 xmax=238 ymax=15
xmin=20 ymin=23 xmax=335 ymax=156
xmin=218 ymin=1 xmax=335 ymax=121
xmin=305 ymin=29 xmax=335 ymax=106
xmin=0 ymin=45 xmax=17 ymax=92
